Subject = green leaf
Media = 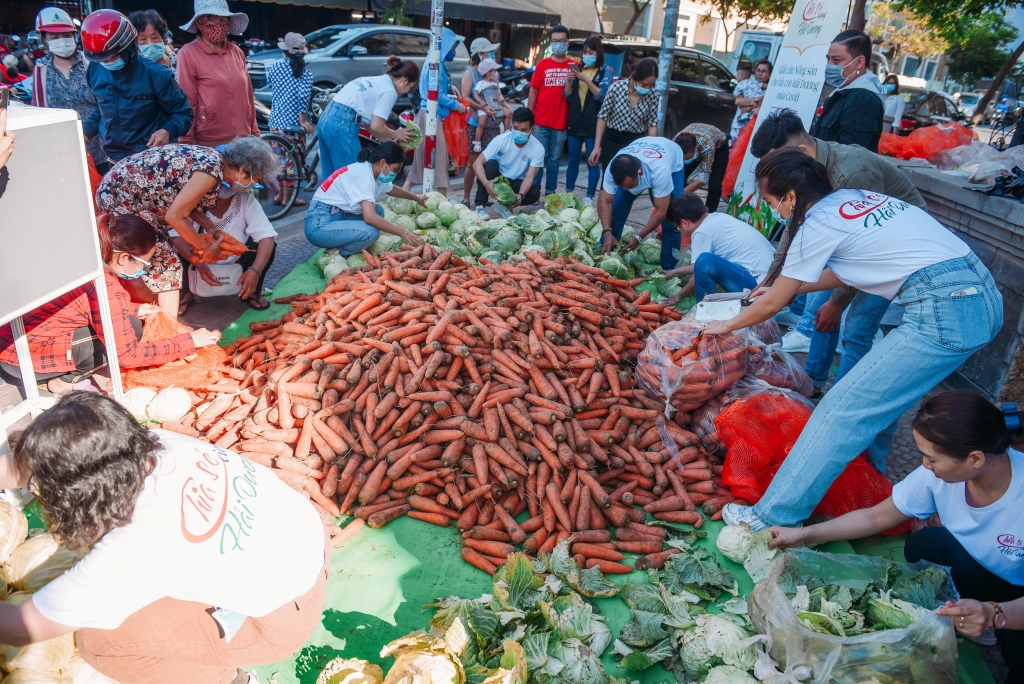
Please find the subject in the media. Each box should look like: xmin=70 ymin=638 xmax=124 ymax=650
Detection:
xmin=492 ymin=553 xmax=544 ymax=613
xmin=619 ymin=650 xmax=654 ymax=672
xmin=891 ymin=566 xmax=946 ymax=610
xmin=661 ymin=547 xmax=737 ymax=600
xmin=574 ymin=565 xmax=622 ymax=599
xmin=619 ymin=611 xmax=669 ymax=648
xmin=522 ymin=632 xmax=551 ymax=672
xmin=555 ymin=639 xmax=608 ymax=684
xmin=620 ymin=583 xmax=668 ymax=614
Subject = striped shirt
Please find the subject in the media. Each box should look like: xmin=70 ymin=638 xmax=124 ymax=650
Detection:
xmin=678 ymin=123 xmax=726 ymax=185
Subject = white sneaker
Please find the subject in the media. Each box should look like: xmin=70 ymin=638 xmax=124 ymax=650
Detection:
xmin=780 ymin=330 xmax=812 ymax=354
xmin=475 ymin=206 xmax=489 ymax=220
xmin=722 ymin=503 xmax=770 ymax=532
xmin=774 ymin=308 xmax=801 ymax=329
xmin=583 ymin=196 xmax=595 ymax=207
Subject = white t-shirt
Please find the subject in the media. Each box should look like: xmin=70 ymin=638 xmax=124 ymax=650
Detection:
xmin=312 ymin=161 xmax=393 ymax=214
xmin=33 ymin=431 xmax=326 ymax=630
xmin=334 ymin=75 xmax=398 ymax=122
xmin=780 ymin=189 xmax=971 ymax=299
xmin=171 ymin=193 xmax=278 ymax=265
xmin=690 ymin=213 xmax=775 ymax=282
xmin=892 ymin=448 xmax=1024 ymax=585
xmin=483 ymin=131 xmax=544 ymax=180
xmin=602 ymin=136 xmax=685 ymax=199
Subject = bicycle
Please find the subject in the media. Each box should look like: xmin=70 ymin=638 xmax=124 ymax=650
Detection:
xmin=989 ymin=110 xmax=1021 ymax=152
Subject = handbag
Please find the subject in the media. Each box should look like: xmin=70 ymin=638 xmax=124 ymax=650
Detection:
xmin=188 ymin=263 xmax=244 ymax=298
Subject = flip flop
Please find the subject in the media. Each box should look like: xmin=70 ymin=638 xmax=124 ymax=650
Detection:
xmin=245 ymin=296 xmax=270 ymax=310
xmin=294 ymin=198 xmax=308 ymax=206
xmin=178 ymin=296 xmax=196 ymax=317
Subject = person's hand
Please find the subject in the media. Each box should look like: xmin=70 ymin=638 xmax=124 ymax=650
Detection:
xmin=301 ymin=120 xmax=315 ymax=136
xmin=146 ymin=128 xmax=170 ymax=148
xmin=415 ymin=194 xmax=429 ymax=209
xmin=457 ymin=102 xmax=467 ymax=114
xmin=484 ymin=106 xmax=497 ymax=117
xmin=402 ymin=230 xmax=425 ymax=246
xmin=767 ymin=526 xmax=806 ymax=550
xmin=0 ymin=109 xmax=15 ymax=169
xmin=137 ymin=304 xmax=163 ymax=317
xmin=600 ymin=231 xmax=618 ymax=254
xmin=814 ymin=300 xmax=843 ymax=332
xmin=621 ymin=235 xmax=640 ymax=253
xmin=196 ymin=264 xmax=222 ymax=287
xmin=484 ymin=179 xmax=497 ymax=199
xmin=394 ymin=127 xmax=414 ymax=143
xmin=751 ymin=286 xmax=771 ymax=299
xmin=937 ymin=599 xmax=991 ymax=638
xmin=703 ymin=320 xmax=732 ymax=335
xmin=236 ymin=267 xmax=260 ymax=300
xmin=588 ymin=147 xmax=601 ymax=166
xmin=190 ymin=328 xmax=222 ymax=347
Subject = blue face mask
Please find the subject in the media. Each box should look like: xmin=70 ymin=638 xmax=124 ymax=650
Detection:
xmin=633 ymin=83 xmax=651 ymax=96
xmin=139 ymin=43 xmax=165 ymax=61
xmin=581 ymin=54 xmax=596 ymax=67
xmin=101 ymin=57 xmax=125 ymax=71
xmin=378 ymin=171 xmax=397 ymax=184
xmin=550 ymin=41 xmax=568 ymax=56
xmin=115 ymin=253 xmax=147 ymax=279
xmin=488 ymin=52 xmax=496 ymax=60
xmin=445 ymin=49 xmax=455 ymax=62
xmin=770 ymin=197 xmax=791 ymax=227
xmin=824 ymin=59 xmax=855 ymax=88
xmin=511 ymin=130 xmax=530 ymax=145
xmin=883 ymin=83 xmax=896 ymax=94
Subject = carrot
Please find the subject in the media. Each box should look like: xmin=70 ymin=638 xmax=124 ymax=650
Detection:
xmin=492 ymin=502 xmax=527 ymax=545
xmin=634 ymin=549 xmax=680 ymax=570
xmin=461 ymin=547 xmax=497 ymax=575
xmin=545 ymin=482 xmax=573 ymax=531
xmin=463 ymin=539 xmax=515 ymax=557
xmin=611 ymin=540 xmax=664 ymax=554
xmin=408 ymin=511 xmax=451 ymax=526
xmin=652 ymin=511 xmax=705 ymax=527
xmin=572 ymin=543 xmax=624 ymax=562
xmin=331 ymin=518 xmax=365 ymax=546
xmin=368 ymin=504 xmax=411 ymax=528
xmin=585 ymin=559 xmax=634 ymax=574
xmin=407 ymin=494 xmax=461 ymax=520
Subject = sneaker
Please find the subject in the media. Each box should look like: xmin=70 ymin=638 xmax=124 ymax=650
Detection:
xmin=583 ymin=196 xmax=595 ymax=207
xmin=475 ymin=206 xmax=489 ymax=220
xmin=773 ymin=308 xmax=801 ymax=329
xmin=961 ymin=629 xmax=998 ymax=646
xmin=722 ymin=503 xmax=770 ymax=532
xmin=780 ymin=329 xmax=812 ymax=354
xmin=471 ymin=141 xmax=482 ymax=153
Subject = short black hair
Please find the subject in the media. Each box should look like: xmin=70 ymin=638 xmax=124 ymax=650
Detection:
xmin=631 ymin=57 xmax=658 ymax=82
xmin=755 ymin=59 xmax=772 ymax=74
xmin=750 ymin=110 xmax=809 ymax=158
xmin=667 ymin=194 xmax=707 ymax=224
xmin=610 ymin=154 xmax=642 ymax=186
xmin=512 ymin=107 xmax=534 ymax=125
xmin=128 ymin=9 xmax=168 ymax=38
xmin=831 ymin=29 xmax=872 ymax=64
xmin=551 ymin=25 xmax=569 ymax=37
xmin=674 ymin=132 xmax=697 ymax=156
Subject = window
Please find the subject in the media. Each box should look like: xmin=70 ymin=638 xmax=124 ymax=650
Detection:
xmin=306 ymin=26 xmax=356 ymax=51
xmin=736 ymin=39 xmax=773 ymax=71
xmin=352 ymin=33 xmax=392 ymax=56
xmin=923 ymin=60 xmax=937 ymax=81
xmin=672 ymin=53 xmax=700 ymax=84
xmin=622 ymin=46 xmax=659 ymax=77
xmin=395 ymin=33 xmax=429 ymax=57
xmin=702 ymin=59 xmax=732 ymax=89
xmin=903 ymin=55 xmax=920 ymax=78
xmin=942 ymin=97 xmax=960 ymax=118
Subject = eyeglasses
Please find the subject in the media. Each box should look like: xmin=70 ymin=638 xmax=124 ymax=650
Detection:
xmin=114 ymin=251 xmax=151 ymax=267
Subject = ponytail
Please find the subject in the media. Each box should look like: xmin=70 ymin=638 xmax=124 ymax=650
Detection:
xmin=287 ymin=51 xmax=305 ymax=80
xmin=359 ymin=141 xmax=406 ymax=165
xmin=97 ymin=214 xmax=157 ymax=264
xmin=385 ymin=55 xmax=420 ymax=82
xmin=912 ymin=390 xmax=1012 ymax=460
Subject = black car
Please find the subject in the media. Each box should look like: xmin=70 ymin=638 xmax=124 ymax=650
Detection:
xmin=895 ymin=87 xmax=968 ymax=136
xmin=568 ymin=39 xmax=737 ymax=139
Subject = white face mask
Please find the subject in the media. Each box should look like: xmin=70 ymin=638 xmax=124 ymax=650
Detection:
xmin=48 ymin=37 xmax=77 ymax=58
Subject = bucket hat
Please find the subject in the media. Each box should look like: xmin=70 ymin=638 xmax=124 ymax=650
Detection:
xmin=180 ymin=0 xmax=248 ymax=35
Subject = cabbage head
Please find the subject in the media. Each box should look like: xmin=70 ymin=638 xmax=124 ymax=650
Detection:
xmin=387 ymin=196 xmax=418 ymax=215
xmin=554 ymin=225 xmax=578 ymax=253
xmin=435 ymin=201 xmax=458 ymax=227
xmin=323 ymin=254 xmax=350 ymax=281
xmin=535 ymin=228 xmax=573 ymax=255
xmin=597 ymin=254 xmax=630 ymax=279
xmin=478 ymin=250 xmax=503 ymax=263
xmin=425 ymin=228 xmax=456 ymax=249
xmin=570 ymin=239 xmax=595 ymax=266
xmin=589 ymin=222 xmax=605 ymax=242
xmin=393 ymin=215 xmax=417 ymax=234
xmin=545 ymin=192 xmax=576 ymax=214
xmin=382 ymin=206 xmax=398 ymax=223
xmin=346 ymin=253 xmax=369 ymax=269
xmin=315 ymin=248 xmax=340 ymax=276
xmin=638 ymin=237 xmax=663 ymax=265
xmin=492 ymin=176 xmax=518 ymax=207
xmin=703 ymin=666 xmax=759 ymax=684
xmin=465 ymin=235 xmax=488 ymax=256
xmin=491 ymin=226 xmax=524 ymax=254
xmin=650 ymin=274 xmax=681 ymax=298
xmin=369 ymin=233 xmax=403 ymax=255
xmin=620 ymin=225 xmax=636 ymax=245
xmin=509 ymin=213 xmax=548 ymax=236
xmin=425 ymin=191 xmax=448 ymax=212
xmin=579 ymin=206 xmax=599 ymax=230
xmin=398 ymin=119 xmax=423 ymax=151
xmin=416 ymin=212 xmax=439 ymax=229
xmin=697 ymin=614 xmax=759 ymax=672
xmin=559 ymin=208 xmax=580 ymax=224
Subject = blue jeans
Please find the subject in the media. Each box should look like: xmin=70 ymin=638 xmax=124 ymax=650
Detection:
xmin=797 ymin=290 xmax=840 ymax=388
xmin=304 ymin=200 xmax=382 ymax=255
xmin=318 ymin=101 xmax=362 ymax=180
xmin=752 ymin=253 xmax=1002 ymax=527
xmin=532 ymin=126 xmax=568 ymax=195
xmin=787 ymin=294 xmax=807 ymax=318
xmin=565 ymin=134 xmax=599 ymax=197
xmin=609 ymin=168 xmax=687 ymax=270
xmin=692 ymin=253 xmax=757 ymax=302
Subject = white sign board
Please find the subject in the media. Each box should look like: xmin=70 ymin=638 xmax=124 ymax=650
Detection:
xmin=729 ymin=0 xmax=848 ymax=228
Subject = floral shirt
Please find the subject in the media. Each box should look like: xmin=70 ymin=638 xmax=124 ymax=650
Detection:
xmin=32 ymin=54 xmax=107 ymax=163
xmin=95 ymin=144 xmax=223 ymax=232
xmin=267 ymin=59 xmax=312 ymax=129
xmin=731 ymin=76 xmax=765 ymax=139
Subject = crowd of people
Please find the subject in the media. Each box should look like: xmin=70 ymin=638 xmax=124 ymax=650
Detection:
xmin=0 ymin=10 xmax=1021 ymax=683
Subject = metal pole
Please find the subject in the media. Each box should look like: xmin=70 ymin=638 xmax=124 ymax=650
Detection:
xmin=93 ymin=274 xmax=124 ymax=403
xmin=423 ymin=0 xmax=445 ymax=193
xmin=656 ymin=0 xmax=680 ymax=136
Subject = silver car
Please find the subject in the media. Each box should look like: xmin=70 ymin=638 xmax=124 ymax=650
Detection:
xmin=246 ymin=24 xmax=471 ymax=108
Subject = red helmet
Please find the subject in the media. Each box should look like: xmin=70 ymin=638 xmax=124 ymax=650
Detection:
xmin=35 ymin=7 xmax=76 ymax=34
xmin=80 ymin=9 xmax=136 ymax=62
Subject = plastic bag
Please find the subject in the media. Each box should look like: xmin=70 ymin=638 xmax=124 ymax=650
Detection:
xmin=443 ymin=98 xmax=469 ymax=174
xmin=635 ymin=304 xmax=749 ymax=413
xmin=722 ymin=115 xmax=755 ymax=198
xmin=749 ymin=548 xmax=959 ymax=684
xmin=879 ymin=123 xmax=974 ymax=162
xmin=746 ymin=343 xmax=813 ymax=397
xmin=691 ymin=395 xmax=727 ymax=454
xmin=122 ymin=312 xmax=229 ymax=390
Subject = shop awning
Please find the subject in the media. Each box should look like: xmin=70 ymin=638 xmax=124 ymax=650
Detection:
xmin=370 ymin=0 xmax=559 ymax=26
xmin=247 ymin=0 xmax=367 ymax=9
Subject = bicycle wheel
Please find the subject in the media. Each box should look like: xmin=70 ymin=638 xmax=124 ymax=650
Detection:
xmin=259 ymin=133 xmax=301 ymax=221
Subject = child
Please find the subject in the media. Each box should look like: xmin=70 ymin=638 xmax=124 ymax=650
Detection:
xmin=471 ymin=59 xmax=508 ymax=153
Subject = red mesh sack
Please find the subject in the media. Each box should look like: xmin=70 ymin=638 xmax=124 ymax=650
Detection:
xmin=906 ymin=122 xmax=974 ymax=160
xmin=877 ymin=132 xmax=909 ymax=159
xmin=443 ymin=98 xmax=469 ymax=173
xmin=716 ymin=383 xmax=910 ymax=534
xmin=722 ymin=115 xmax=755 ymax=197
xmin=122 ymin=312 xmax=229 ymax=390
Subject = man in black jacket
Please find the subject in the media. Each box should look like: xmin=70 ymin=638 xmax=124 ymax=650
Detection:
xmin=811 ymin=30 xmax=885 ymax=153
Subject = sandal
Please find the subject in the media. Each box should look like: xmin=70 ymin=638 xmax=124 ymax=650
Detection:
xmin=245 ymin=296 xmax=271 ymax=310
xmin=294 ymin=198 xmax=308 ymax=207
xmin=178 ymin=295 xmax=196 ymax=317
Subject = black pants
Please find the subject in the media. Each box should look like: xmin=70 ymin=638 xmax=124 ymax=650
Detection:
xmin=182 ymin=238 xmax=276 ymax=299
xmin=475 ymin=160 xmax=541 ymax=208
xmin=0 ymin=319 xmax=142 ymax=384
xmin=705 ymin=141 xmax=729 ymax=212
xmin=905 ymin=526 xmax=1024 ymax=679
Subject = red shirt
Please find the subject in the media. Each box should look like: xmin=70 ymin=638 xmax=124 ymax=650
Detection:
xmin=0 ymin=270 xmax=196 ymax=374
xmin=530 ymin=57 xmax=573 ymax=130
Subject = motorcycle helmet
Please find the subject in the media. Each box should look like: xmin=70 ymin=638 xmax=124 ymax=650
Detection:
xmin=35 ymin=7 xmax=76 ymax=34
xmin=80 ymin=9 xmax=136 ymax=62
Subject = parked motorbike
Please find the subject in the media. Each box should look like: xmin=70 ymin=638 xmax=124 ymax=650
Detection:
xmin=499 ymin=66 xmax=531 ymax=104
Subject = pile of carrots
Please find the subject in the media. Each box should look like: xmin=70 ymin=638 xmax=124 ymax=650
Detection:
xmin=157 ymin=244 xmax=740 ymax=569
xmin=189 ymin=230 xmax=250 ymax=264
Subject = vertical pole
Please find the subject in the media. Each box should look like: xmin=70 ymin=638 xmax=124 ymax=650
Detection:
xmin=10 ymin=317 xmax=42 ymax=415
xmin=656 ymin=0 xmax=680 ymax=136
xmin=423 ymin=0 xmax=445 ymax=193
xmin=94 ymin=275 xmax=124 ymax=403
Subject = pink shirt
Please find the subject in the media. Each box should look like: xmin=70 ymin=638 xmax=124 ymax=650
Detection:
xmin=176 ymin=39 xmax=259 ymax=147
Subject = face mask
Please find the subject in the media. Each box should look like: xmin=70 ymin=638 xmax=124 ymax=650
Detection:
xmin=633 ymin=83 xmax=651 ymax=96
xmin=883 ymin=83 xmax=895 ymax=94
xmin=198 ymin=20 xmax=228 ymax=45
xmin=115 ymin=255 xmax=146 ymax=279
xmin=488 ymin=52 xmax=496 ymax=60
xmin=47 ymin=37 xmax=76 ymax=58
xmin=221 ymin=177 xmax=257 ymax=196
xmin=581 ymin=54 xmax=596 ymax=67
xmin=101 ymin=57 xmax=125 ymax=71
xmin=377 ymin=166 xmax=397 ymax=184
xmin=511 ymin=130 xmax=530 ymax=145
xmin=770 ymin=197 xmax=791 ymax=226
xmin=445 ymin=49 xmax=455 ymax=62
xmin=824 ymin=58 xmax=856 ymax=88
xmin=139 ymin=43 xmax=165 ymax=61
xmin=550 ymin=41 xmax=567 ymax=56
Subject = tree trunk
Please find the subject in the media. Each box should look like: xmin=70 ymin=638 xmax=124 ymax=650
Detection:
xmin=593 ymin=0 xmax=603 ymax=29
xmin=623 ymin=0 xmax=651 ymax=35
xmin=848 ymin=0 xmax=868 ymax=31
xmin=972 ymin=38 xmax=1024 ymax=127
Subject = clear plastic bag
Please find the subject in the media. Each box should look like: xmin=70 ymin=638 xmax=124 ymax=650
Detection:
xmin=747 ymin=343 xmax=814 ymax=398
xmin=749 ymin=548 xmax=959 ymax=684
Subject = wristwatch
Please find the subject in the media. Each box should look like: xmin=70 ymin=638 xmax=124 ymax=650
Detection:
xmin=987 ymin=601 xmax=1007 ymax=629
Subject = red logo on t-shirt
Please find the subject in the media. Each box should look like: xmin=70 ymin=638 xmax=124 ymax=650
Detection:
xmin=319 ymin=165 xmax=349 ymax=192
xmin=633 ymin=147 xmax=663 ymax=159
xmin=181 ymin=447 xmax=230 ymax=543
xmin=998 ymin=534 xmax=1023 ymax=549
xmin=838 ymin=193 xmax=890 ymax=219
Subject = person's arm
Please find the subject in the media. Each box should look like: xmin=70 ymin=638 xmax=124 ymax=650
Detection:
xmin=387 ymin=185 xmax=428 ymax=210
xmin=597 ymin=188 xmax=617 ymax=254
xmin=171 ymin=235 xmax=221 ymax=288
xmin=735 ymin=95 xmax=761 ymax=108
xmin=703 ymin=275 xmax=805 ymax=334
xmin=684 ymin=148 xmax=712 ymax=193
xmin=938 ymin=597 xmax=1024 ymax=638
xmin=0 ymin=453 xmax=28 ymax=490
xmin=164 ymin=171 xmax=220 ymax=251
xmin=362 ymin=200 xmax=424 ymax=245
xmin=298 ymin=73 xmax=314 ymax=135
xmin=168 ymin=49 xmax=198 ymax=143
xmin=575 ymin=69 xmax=601 ymax=97
xmin=242 ymin=52 xmax=259 ymax=137
xmin=675 ymin=275 xmax=696 ymax=299
xmin=236 ymin=237 xmax=274 ymax=300
xmin=663 ymin=264 xmax=694 ymax=278
xmin=0 ymin=599 xmax=76 ymax=647
xmin=594 ymin=66 xmax=614 ymax=102
xmin=527 ymin=86 xmax=538 ymax=111
xmin=589 ymin=118 xmax=607 ymax=166
xmin=622 ymin=194 xmax=670 ymax=252
xmin=816 ymin=285 xmax=860 ymax=331
xmin=473 ymin=153 xmax=496 ymax=199
xmin=518 ymin=166 xmax=540 ymax=202
xmin=0 ymin=110 xmax=14 ymax=170
xmin=767 ymin=498 xmax=909 ymax=550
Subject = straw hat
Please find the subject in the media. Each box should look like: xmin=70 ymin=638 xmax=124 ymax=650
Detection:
xmin=179 ymin=0 xmax=248 ymax=35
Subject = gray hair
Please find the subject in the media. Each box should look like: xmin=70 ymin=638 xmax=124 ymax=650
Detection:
xmin=220 ymin=136 xmax=280 ymax=179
